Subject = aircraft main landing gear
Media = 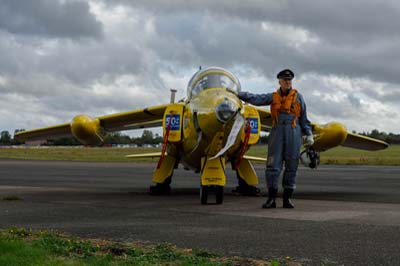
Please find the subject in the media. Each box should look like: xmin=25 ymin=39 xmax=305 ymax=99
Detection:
xmin=232 ymin=176 xmax=261 ymax=196
xmin=149 ymin=177 xmax=172 ymax=195
xmin=200 ymin=185 xmax=224 ymax=205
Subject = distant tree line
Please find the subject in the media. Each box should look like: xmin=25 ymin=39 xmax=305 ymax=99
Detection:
xmin=358 ymin=129 xmax=400 ymax=144
xmin=1 ymin=129 xmax=400 ymax=146
xmin=258 ymin=129 xmax=400 ymax=145
xmin=0 ymin=130 xmax=163 ymax=146
xmin=258 ymin=129 xmax=400 ymax=144
xmin=102 ymin=130 xmax=163 ymax=146
xmin=0 ymin=130 xmax=24 ymax=145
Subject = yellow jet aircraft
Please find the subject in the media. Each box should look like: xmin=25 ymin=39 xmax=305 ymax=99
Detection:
xmin=15 ymin=67 xmax=388 ymax=205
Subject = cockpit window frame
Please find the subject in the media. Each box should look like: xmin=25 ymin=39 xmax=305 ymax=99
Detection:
xmin=186 ymin=67 xmax=241 ymax=100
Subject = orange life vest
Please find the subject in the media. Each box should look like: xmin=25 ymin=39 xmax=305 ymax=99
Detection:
xmin=270 ymin=88 xmax=301 ymax=128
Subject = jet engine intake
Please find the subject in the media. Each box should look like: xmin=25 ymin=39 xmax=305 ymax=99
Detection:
xmin=215 ymin=98 xmax=238 ymax=123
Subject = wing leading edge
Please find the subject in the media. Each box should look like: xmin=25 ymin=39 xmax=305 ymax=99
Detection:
xmin=253 ymin=107 xmax=273 ymax=131
xmin=98 ymin=104 xmax=169 ymax=132
xmin=14 ymin=123 xmax=71 ymax=142
xmin=15 ymin=104 xmax=170 ymax=143
xmin=253 ymin=106 xmax=388 ymax=151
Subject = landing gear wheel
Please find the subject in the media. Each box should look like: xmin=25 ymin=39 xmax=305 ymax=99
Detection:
xmin=200 ymin=185 xmax=208 ymax=205
xmin=200 ymin=185 xmax=224 ymax=205
xmin=149 ymin=177 xmax=172 ymax=195
xmin=232 ymin=176 xmax=260 ymax=196
xmin=149 ymin=184 xmax=171 ymax=195
xmin=215 ymin=185 xmax=224 ymax=205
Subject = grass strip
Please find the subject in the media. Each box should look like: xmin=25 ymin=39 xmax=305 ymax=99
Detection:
xmin=0 ymin=145 xmax=398 ymax=165
xmin=0 ymin=227 xmax=299 ymax=266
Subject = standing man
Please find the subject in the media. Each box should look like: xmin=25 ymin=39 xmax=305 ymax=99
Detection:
xmin=238 ymin=69 xmax=314 ymax=208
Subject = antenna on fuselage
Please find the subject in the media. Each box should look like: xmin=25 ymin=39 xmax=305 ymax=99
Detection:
xmin=170 ymin=89 xmax=177 ymax=103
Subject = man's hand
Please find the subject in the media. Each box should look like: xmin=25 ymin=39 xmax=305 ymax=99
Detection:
xmin=304 ymin=135 xmax=314 ymax=146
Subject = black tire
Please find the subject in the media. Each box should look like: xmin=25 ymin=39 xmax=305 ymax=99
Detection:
xmin=200 ymin=185 xmax=208 ymax=205
xmin=215 ymin=185 xmax=224 ymax=204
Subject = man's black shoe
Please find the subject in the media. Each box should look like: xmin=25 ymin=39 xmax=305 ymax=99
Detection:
xmin=283 ymin=199 xmax=294 ymax=208
xmin=262 ymin=187 xmax=277 ymax=209
xmin=262 ymin=198 xmax=276 ymax=208
xmin=283 ymin=188 xmax=295 ymax=208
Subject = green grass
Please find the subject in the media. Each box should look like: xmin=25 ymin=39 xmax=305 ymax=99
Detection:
xmin=0 ymin=144 xmax=399 ymax=165
xmin=0 ymin=228 xmax=281 ymax=266
xmin=318 ymin=145 xmax=400 ymax=165
xmin=0 ymin=147 xmax=160 ymax=162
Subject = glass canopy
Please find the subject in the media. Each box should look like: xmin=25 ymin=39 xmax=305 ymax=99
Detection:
xmin=187 ymin=67 xmax=241 ymax=100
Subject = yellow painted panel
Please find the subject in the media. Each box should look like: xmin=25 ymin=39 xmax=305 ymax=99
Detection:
xmin=201 ymin=157 xmax=226 ymax=186
xmin=312 ymin=122 xmax=347 ymax=151
xmin=237 ymin=158 xmax=259 ymax=186
xmin=241 ymin=105 xmax=260 ymax=144
xmin=152 ymin=155 xmax=176 ymax=183
xmin=99 ymin=104 xmax=169 ymax=131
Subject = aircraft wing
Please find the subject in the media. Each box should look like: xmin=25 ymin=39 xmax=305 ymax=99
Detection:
xmin=15 ymin=104 xmax=169 ymax=142
xmin=254 ymin=107 xmax=273 ymax=131
xmin=251 ymin=106 xmax=388 ymax=151
xmin=341 ymin=132 xmax=389 ymax=151
xmin=97 ymin=105 xmax=168 ymax=132
xmin=14 ymin=123 xmax=72 ymax=141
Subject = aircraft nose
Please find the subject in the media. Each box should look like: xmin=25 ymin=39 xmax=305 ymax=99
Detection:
xmin=215 ymin=98 xmax=238 ymax=123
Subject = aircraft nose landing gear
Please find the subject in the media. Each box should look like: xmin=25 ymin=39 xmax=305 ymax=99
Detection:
xmin=200 ymin=185 xmax=224 ymax=205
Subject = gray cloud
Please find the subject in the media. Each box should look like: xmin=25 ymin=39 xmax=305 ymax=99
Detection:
xmin=1 ymin=0 xmax=399 ymax=134
xmin=364 ymin=84 xmax=400 ymax=104
xmin=108 ymin=0 xmax=399 ymax=40
xmin=0 ymin=0 xmax=103 ymax=39
xmin=103 ymin=0 xmax=400 ymax=85
xmin=347 ymin=94 xmax=362 ymax=109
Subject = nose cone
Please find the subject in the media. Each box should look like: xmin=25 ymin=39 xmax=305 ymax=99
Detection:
xmin=216 ymin=98 xmax=238 ymax=123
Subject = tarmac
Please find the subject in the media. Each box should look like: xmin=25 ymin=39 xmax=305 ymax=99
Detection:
xmin=1 ymin=159 xmax=400 ymax=266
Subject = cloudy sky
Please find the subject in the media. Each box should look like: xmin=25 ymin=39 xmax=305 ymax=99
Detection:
xmin=1 ymin=0 xmax=399 ymax=136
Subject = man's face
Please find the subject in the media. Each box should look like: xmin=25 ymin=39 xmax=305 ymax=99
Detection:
xmin=279 ymin=79 xmax=292 ymax=92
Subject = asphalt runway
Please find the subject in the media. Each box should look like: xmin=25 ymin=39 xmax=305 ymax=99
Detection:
xmin=1 ymin=159 xmax=400 ymax=266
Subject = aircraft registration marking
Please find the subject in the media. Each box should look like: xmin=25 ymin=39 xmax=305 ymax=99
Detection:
xmin=249 ymin=118 xmax=258 ymax=134
xmin=166 ymin=114 xmax=181 ymax=130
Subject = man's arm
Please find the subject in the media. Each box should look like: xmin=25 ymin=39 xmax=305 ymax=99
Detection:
xmin=298 ymin=93 xmax=313 ymax=136
xmin=238 ymin=91 xmax=273 ymax=106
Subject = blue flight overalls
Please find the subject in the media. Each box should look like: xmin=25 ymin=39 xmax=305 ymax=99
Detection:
xmin=267 ymin=112 xmax=302 ymax=189
xmin=238 ymin=89 xmax=312 ymax=190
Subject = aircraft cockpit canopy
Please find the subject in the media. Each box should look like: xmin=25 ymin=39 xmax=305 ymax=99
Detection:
xmin=187 ymin=67 xmax=241 ymax=100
